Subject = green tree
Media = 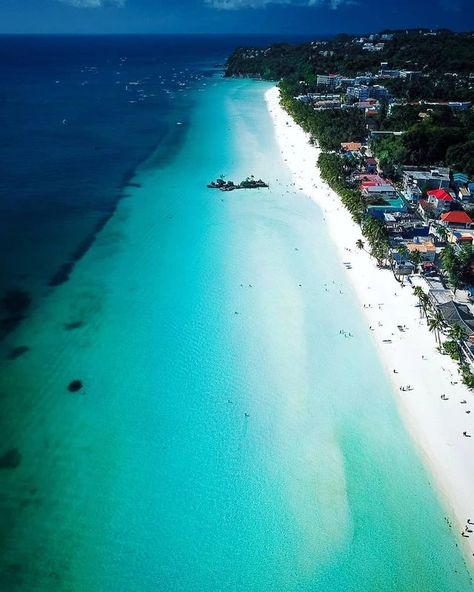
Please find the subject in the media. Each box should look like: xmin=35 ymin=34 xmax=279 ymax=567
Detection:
xmin=427 ymin=310 xmax=446 ymax=345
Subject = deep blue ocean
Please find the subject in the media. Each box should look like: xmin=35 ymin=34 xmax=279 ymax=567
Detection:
xmin=0 ymin=34 xmax=305 ymax=336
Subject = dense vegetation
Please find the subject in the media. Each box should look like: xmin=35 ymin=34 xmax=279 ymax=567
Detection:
xmin=225 ymin=30 xmax=474 ymax=84
xmin=373 ymin=105 xmax=474 ymax=176
xmin=279 ymin=81 xmax=366 ymax=150
xmin=225 ymin=29 xmax=474 ymax=176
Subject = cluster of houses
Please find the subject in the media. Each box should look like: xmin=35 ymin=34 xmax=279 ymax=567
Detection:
xmin=339 ymin=141 xmax=474 ymax=362
xmin=297 ymin=72 xmax=391 ymax=116
xmin=293 ymin=31 xmax=474 ymax=363
xmin=296 ymin=68 xmax=398 ymax=116
xmin=297 ymin=60 xmax=471 ymax=118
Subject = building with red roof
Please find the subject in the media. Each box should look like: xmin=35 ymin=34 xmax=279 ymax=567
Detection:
xmin=440 ymin=210 xmax=473 ymax=227
xmin=427 ymin=189 xmax=455 ymax=214
xmin=427 ymin=188 xmax=454 ymax=201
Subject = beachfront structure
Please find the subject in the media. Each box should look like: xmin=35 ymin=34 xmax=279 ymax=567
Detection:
xmin=367 ymin=194 xmax=407 ymax=219
xmin=438 ymin=301 xmax=474 ymax=337
xmin=316 ymin=74 xmax=342 ymax=88
xmin=363 ymin=184 xmax=398 ymax=198
xmin=357 ymin=174 xmax=397 ymax=199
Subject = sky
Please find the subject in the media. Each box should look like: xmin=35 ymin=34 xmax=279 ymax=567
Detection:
xmin=0 ymin=0 xmax=473 ymax=35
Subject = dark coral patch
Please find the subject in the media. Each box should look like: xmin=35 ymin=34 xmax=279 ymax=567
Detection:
xmin=0 ymin=448 xmax=22 ymax=469
xmin=68 ymin=380 xmax=83 ymax=393
xmin=6 ymin=346 xmax=30 ymax=360
xmin=64 ymin=321 xmax=84 ymax=331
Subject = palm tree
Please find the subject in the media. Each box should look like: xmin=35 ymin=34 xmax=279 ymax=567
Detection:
xmin=436 ymin=225 xmax=449 ymax=244
xmin=448 ymin=323 xmax=467 ymax=360
xmin=356 ymin=239 xmax=365 ymax=251
xmin=440 ymin=244 xmax=462 ymax=293
xmin=413 ymin=286 xmax=428 ymax=318
xmin=394 ymin=244 xmax=409 ymax=281
xmin=449 ymin=324 xmax=466 ymax=342
xmin=409 ymin=250 xmax=423 ymax=274
xmin=427 ymin=310 xmax=446 ymax=345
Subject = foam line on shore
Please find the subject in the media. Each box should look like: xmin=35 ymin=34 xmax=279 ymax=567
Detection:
xmin=265 ymin=85 xmax=474 ymax=559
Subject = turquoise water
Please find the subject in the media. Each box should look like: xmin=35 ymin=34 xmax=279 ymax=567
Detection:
xmin=0 ymin=78 xmax=473 ymax=590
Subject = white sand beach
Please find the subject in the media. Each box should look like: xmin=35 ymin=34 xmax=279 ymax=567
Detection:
xmin=265 ymin=85 xmax=474 ymax=558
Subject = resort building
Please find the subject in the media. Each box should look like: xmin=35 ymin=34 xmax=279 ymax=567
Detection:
xmin=383 ymin=212 xmax=429 ymax=238
xmin=296 ymin=93 xmax=341 ymax=103
xmin=363 ymin=184 xmax=397 ymax=198
xmin=346 ymin=85 xmax=389 ymax=102
xmin=313 ymin=99 xmax=343 ymax=111
xmin=402 ymin=168 xmax=451 ymax=200
xmin=438 ymin=301 xmax=474 ymax=338
xmin=400 ymin=70 xmax=422 ymax=80
xmin=367 ymin=194 xmax=408 ymax=219
xmin=316 ymin=74 xmax=342 ymax=88
xmin=379 ymin=68 xmax=401 ymax=78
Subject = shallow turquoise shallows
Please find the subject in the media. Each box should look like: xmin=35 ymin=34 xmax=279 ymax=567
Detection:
xmin=0 ymin=78 xmax=473 ymax=591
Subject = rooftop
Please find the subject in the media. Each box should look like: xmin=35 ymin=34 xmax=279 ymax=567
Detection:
xmin=406 ymin=241 xmax=436 ymax=253
xmin=428 ymin=189 xmax=454 ymax=202
xmin=440 ymin=210 xmax=473 ymax=224
xmin=439 ymin=301 xmax=474 ymax=336
xmin=341 ymin=142 xmax=362 ymax=151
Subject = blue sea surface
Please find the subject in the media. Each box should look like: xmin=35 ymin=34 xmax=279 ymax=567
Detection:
xmin=0 ymin=37 xmax=473 ymax=591
xmin=0 ymin=34 xmax=300 ymax=322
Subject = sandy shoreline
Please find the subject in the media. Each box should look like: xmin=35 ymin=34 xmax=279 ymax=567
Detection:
xmin=265 ymin=85 xmax=474 ymax=559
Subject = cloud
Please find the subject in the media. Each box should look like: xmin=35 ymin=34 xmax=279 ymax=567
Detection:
xmin=206 ymin=0 xmax=350 ymax=9
xmin=58 ymin=0 xmax=125 ymax=7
